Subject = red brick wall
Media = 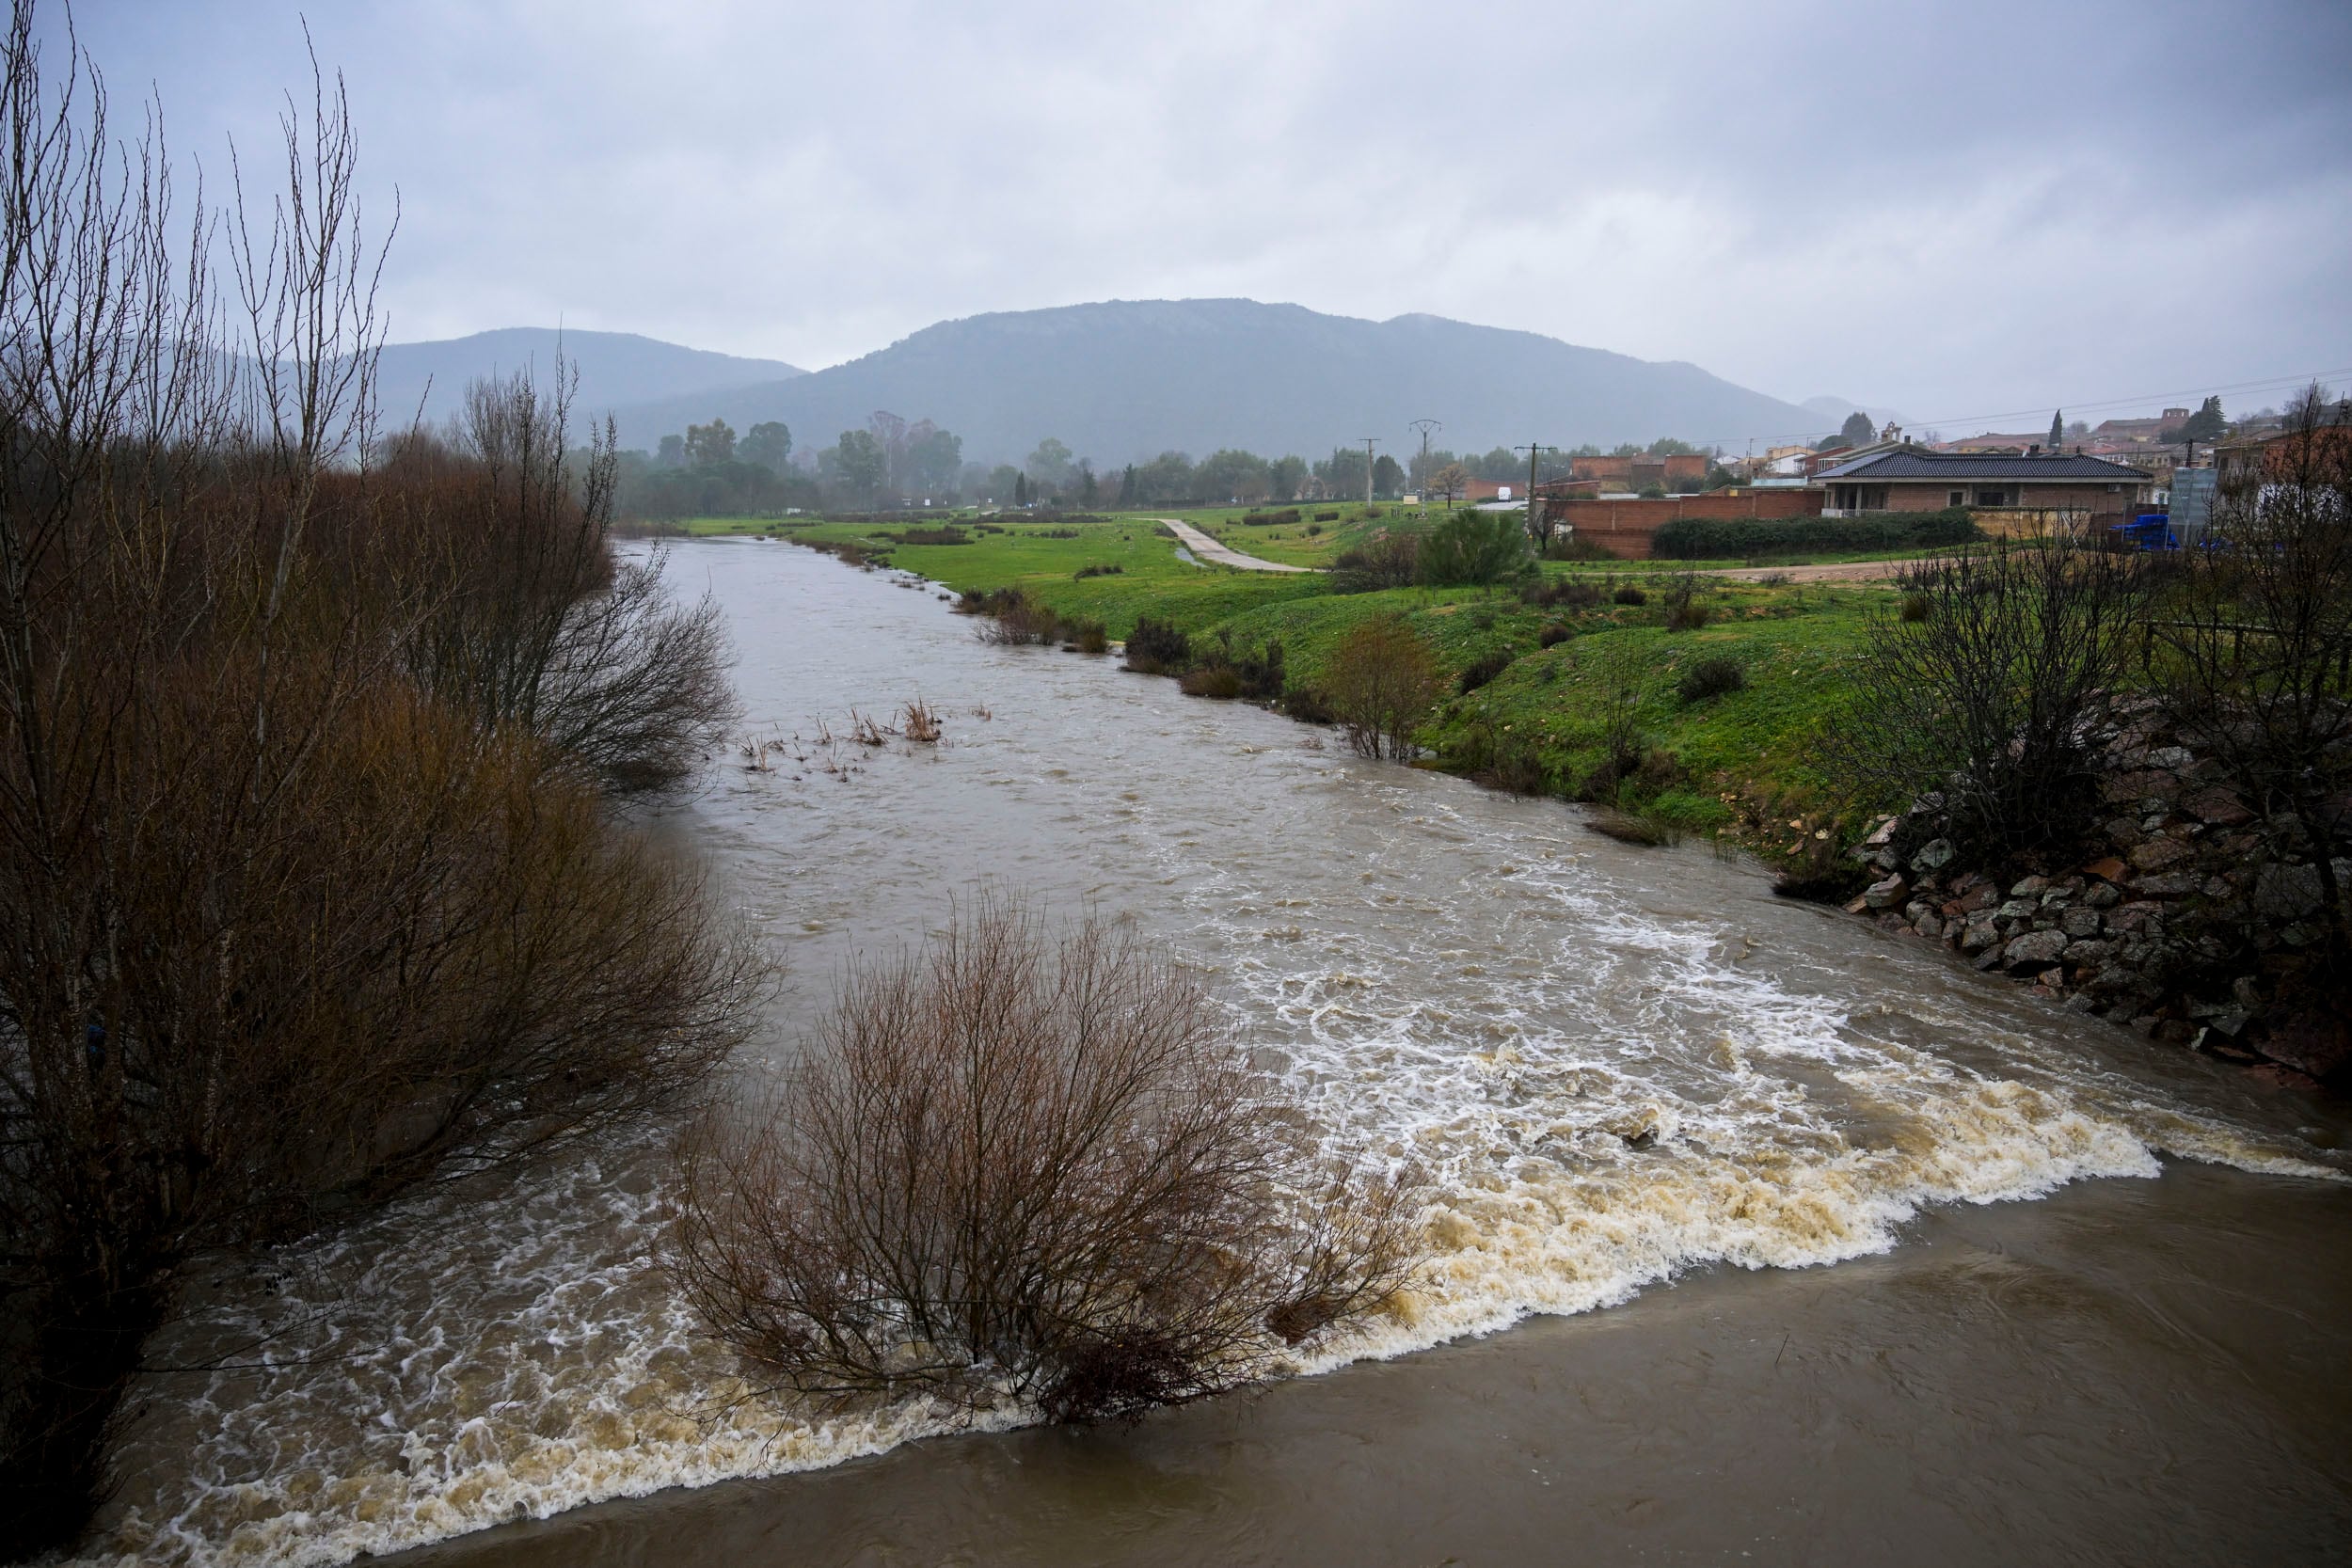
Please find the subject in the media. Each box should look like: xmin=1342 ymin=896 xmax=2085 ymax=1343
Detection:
xmin=1550 ymin=489 xmax=1822 ymax=558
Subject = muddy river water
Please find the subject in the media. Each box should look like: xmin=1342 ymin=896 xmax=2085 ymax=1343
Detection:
xmin=80 ymin=539 xmax=2352 ymax=1566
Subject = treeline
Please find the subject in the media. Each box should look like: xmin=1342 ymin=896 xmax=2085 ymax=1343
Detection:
xmin=618 ymin=414 xmax=818 ymax=518
xmin=0 ymin=15 xmax=755 ymax=1558
xmin=610 ymin=421 xmax=1735 ymax=521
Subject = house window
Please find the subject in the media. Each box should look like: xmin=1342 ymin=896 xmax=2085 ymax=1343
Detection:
xmin=1948 ymin=490 xmax=1965 ymax=506
xmin=1975 ymin=487 xmax=2009 ymax=507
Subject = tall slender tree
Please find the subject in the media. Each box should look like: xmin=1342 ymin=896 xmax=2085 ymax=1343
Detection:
xmin=2049 ymin=409 xmax=2065 ymax=450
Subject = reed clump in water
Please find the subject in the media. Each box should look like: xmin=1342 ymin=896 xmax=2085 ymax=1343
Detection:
xmin=668 ymin=899 xmax=1419 ymax=1424
xmin=898 ymin=699 xmax=943 ymax=742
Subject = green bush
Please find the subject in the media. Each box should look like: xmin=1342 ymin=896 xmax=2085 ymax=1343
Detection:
xmin=1179 ymin=665 xmax=1243 ymax=699
xmin=1455 ymin=648 xmax=1516 ymax=694
xmin=1677 ymin=657 xmax=1745 ymax=704
xmin=1124 ymin=616 xmax=1192 ymax=673
xmin=1417 ymin=509 xmax=1534 ymax=587
xmin=1649 ymin=507 xmax=1982 ymax=560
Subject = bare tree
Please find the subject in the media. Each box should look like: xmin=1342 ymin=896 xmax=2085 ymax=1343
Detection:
xmin=1326 ymin=615 xmax=1441 ymax=760
xmin=1827 ymin=531 xmax=2149 ymax=859
xmin=2148 ymin=384 xmax=2352 ymax=957
xmin=0 ymin=11 xmax=759 ymax=1553
xmin=669 ymin=901 xmax=1417 ymax=1423
xmin=389 ymin=371 xmax=739 ymax=794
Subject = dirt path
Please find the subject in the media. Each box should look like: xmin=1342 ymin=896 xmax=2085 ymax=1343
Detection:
xmin=1153 ymin=516 xmax=1910 ymax=582
xmin=1161 ymin=518 xmax=1314 ymax=573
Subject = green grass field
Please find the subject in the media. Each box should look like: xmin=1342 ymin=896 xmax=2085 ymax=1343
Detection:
xmin=680 ymin=510 xmax=1901 ymax=853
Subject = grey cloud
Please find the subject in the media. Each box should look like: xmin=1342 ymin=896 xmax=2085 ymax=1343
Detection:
xmin=59 ymin=0 xmax=2352 ymax=423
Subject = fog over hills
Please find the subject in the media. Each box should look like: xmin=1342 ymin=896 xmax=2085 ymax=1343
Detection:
xmin=600 ymin=300 xmax=1832 ymax=464
xmin=374 ymin=327 xmax=802 ymax=432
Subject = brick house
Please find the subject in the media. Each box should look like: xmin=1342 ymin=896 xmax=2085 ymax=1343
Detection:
xmin=1814 ymin=447 xmax=2153 ymax=517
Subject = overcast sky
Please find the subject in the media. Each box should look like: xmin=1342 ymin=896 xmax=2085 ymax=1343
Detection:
xmin=58 ymin=0 xmax=2352 ymax=429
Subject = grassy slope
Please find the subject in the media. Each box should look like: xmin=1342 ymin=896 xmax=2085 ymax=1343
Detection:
xmin=687 ymin=512 xmax=1899 ymax=853
xmin=738 ymin=515 xmax=1327 ymax=635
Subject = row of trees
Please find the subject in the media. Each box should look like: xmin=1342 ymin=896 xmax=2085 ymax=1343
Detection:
xmin=610 ymin=420 xmax=1743 ymax=520
xmin=0 ymin=11 xmax=757 ymax=1555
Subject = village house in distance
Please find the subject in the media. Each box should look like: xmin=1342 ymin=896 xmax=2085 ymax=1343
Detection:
xmin=1813 ymin=447 xmax=2153 ymax=517
xmin=1536 ymin=431 xmax=2156 ymax=557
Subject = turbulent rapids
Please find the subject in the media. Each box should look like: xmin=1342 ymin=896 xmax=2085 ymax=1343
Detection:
xmin=78 ymin=540 xmax=2347 ymax=1568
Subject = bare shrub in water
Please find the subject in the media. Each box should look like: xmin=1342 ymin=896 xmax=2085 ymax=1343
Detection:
xmin=1327 ymin=615 xmax=1441 ymax=760
xmin=668 ymin=901 xmax=1418 ymax=1423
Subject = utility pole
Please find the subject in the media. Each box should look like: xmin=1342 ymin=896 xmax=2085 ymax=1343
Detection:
xmin=1410 ymin=418 xmax=1441 ymax=499
xmin=1516 ymin=441 xmax=1557 ymax=546
xmin=1361 ymin=437 xmax=1379 ymax=506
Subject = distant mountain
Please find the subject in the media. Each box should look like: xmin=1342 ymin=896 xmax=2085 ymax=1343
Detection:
xmin=374 ymin=327 xmax=802 ymax=431
xmin=1801 ymin=395 xmax=1913 ymax=434
xmin=605 ymin=300 xmax=1830 ymax=466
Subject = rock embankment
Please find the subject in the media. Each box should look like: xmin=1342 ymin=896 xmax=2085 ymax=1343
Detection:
xmin=1848 ymin=694 xmax=2347 ymax=1088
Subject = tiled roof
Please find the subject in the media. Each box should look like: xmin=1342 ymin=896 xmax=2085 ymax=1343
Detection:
xmin=1817 ymin=448 xmax=2152 ymax=482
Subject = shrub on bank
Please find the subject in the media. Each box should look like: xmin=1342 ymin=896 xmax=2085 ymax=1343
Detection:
xmin=1456 ymin=648 xmax=1517 ymax=694
xmin=1330 ymin=530 xmax=1420 ymax=594
xmin=1677 ymin=657 xmax=1745 ymax=704
xmin=1417 ymin=509 xmax=1534 ymax=588
xmin=1124 ymin=615 xmax=1192 ymax=674
xmin=1327 ymin=616 xmax=1442 ymax=761
xmin=1180 ymin=665 xmax=1244 ymax=699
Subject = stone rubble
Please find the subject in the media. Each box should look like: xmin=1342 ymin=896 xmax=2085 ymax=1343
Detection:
xmin=1843 ymin=693 xmax=2348 ymax=1087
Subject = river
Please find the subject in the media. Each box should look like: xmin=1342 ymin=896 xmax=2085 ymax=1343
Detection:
xmin=77 ymin=538 xmax=2352 ymax=1566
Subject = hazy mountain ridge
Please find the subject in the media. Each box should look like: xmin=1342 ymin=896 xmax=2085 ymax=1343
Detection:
xmin=373 ymin=327 xmax=802 ymax=431
xmin=1800 ymin=394 xmax=1912 ymax=434
xmin=599 ymin=300 xmax=1832 ymax=464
